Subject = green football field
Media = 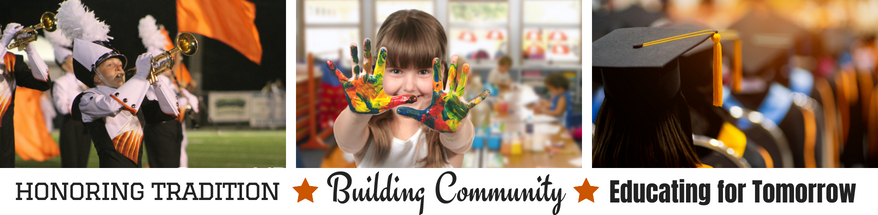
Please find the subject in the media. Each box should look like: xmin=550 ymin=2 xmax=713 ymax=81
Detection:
xmin=14 ymin=129 xmax=286 ymax=168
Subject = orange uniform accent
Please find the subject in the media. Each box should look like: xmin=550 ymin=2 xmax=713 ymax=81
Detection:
xmin=815 ymin=78 xmax=840 ymax=167
xmin=835 ymin=70 xmax=852 ymax=145
xmin=757 ymin=146 xmax=774 ymax=168
xmin=110 ymin=95 xmax=138 ymax=114
xmin=112 ymin=129 xmax=144 ymax=164
xmin=802 ymin=108 xmax=817 ymax=168
xmin=868 ymin=86 xmax=878 ymax=160
xmin=0 ymin=53 xmax=15 ymax=127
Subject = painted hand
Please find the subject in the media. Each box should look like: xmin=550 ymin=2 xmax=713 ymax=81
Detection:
xmin=396 ymin=55 xmax=490 ymax=133
xmin=328 ymin=38 xmax=416 ymax=114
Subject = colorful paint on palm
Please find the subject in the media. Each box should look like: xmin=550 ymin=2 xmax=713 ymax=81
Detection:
xmin=328 ymin=39 xmax=415 ymax=114
xmin=398 ymin=55 xmax=490 ymax=133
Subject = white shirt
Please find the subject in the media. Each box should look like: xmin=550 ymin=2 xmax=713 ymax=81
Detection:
xmin=357 ymin=128 xmax=452 ymax=168
xmin=53 ymin=72 xmax=86 ymax=115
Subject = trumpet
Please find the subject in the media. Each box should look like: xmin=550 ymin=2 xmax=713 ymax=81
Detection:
xmin=6 ymin=12 xmax=57 ymax=51
xmin=148 ymin=32 xmax=198 ymax=83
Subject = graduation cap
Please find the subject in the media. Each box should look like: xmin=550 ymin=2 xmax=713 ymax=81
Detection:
xmin=726 ymin=11 xmax=803 ymax=78
xmin=671 ymin=23 xmax=744 ymax=92
xmin=593 ymin=27 xmax=724 ymax=107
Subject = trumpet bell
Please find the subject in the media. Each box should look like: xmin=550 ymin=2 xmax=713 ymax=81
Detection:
xmin=177 ymin=33 xmax=198 ymax=56
xmin=147 ymin=32 xmax=199 ymax=83
xmin=41 ymin=12 xmax=57 ymax=32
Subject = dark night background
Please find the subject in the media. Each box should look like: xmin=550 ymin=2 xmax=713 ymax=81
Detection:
xmin=0 ymin=0 xmax=286 ymax=91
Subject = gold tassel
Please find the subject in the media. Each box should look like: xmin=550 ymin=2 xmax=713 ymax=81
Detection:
xmin=733 ymin=39 xmax=742 ymax=93
xmin=712 ymin=33 xmax=723 ymax=107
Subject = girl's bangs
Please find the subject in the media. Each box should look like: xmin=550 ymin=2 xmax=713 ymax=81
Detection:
xmin=382 ymin=33 xmax=441 ymax=69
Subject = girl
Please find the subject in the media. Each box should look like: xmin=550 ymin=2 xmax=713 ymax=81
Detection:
xmin=536 ymin=73 xmax=573 ymax=128
xmin=329 ymin=9 xmax=488 ymax=168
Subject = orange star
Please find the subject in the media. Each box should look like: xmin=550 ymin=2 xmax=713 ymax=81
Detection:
xmin=574 ymin=178 xmax=599 ymax=203
xmin=294 ymin=178 xmax=318 ymax=203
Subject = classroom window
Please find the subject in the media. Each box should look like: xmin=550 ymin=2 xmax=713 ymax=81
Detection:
xmin=304 ymin=0 xmax=360 ymax=60
xmin=304 ymin=28 xmax=359 ymax=61
xmin=522 ymin=0 xmax=580 ymax=63
xmin=521 ymin=28 xmax=580 ymax=62
xmin=523 ymin=0 xmax=580 ymax=24
xmin=448 ymin=1 xmax=509 ymax=64
xmin=376 ymin=0 xmax=434 ymax=24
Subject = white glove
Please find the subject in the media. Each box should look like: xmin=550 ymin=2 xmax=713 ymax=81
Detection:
xmin=178 ymin=96 xmax=189 ymax=109
xmin=1 ymin=23 xmax=22 ymax=47
xmin=135 ymin=53 xmax=153 ymax=80
xmin=25 ymin=43 xmax=49 ymax=81
xmin=181 ymin=89 xmax=199 ymax=113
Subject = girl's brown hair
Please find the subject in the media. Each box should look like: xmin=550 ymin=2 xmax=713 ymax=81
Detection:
xmin=374 ymin=9 xmax=447 ymax=69
xmin=361 ymin=9 xmax=449 ymax=168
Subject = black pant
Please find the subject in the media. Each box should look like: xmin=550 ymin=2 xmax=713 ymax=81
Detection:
xmin=143 ymin=120 xmax=183 ymax=168
xmin=0 ymin=107 xmax=15 ymax=168
xmin=0 ymin=126 xmax=12 ymax=167
xmin=60 ymin=114 xmax=92 ymax=167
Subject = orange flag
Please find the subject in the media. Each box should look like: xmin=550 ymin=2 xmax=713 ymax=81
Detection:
xmin=176 ymin=63 xmax=194 ymax=88
xmin=14 ymin=87 xmax=59 ymax=161
xmin=177 ymin=0 xmax=262 ymax=64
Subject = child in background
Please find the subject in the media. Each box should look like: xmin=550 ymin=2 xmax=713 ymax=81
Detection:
xmin=488 ymin=55 xmax=513 ymax=88
xmin=535 ymin=73 xmax=572 ymax=127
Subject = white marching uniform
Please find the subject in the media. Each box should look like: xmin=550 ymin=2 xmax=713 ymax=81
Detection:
xmin=54 ymin=72 xmax=93 ymax=167
xmin=0 ymin=26 xmax=52 ymax=167
xmin=53 ymin=72 xmax=85 ymax=116
xmin=75 ymin=76 xmax=178 ymax=167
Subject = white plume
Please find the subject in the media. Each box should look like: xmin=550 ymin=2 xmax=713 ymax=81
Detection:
xmin=55 ymin=0 xmax=112 ymax=42
xmin=138 ymin=15 xmax=169 ymax=52
xmin=43 ymin=28 xmax=72 ymax=47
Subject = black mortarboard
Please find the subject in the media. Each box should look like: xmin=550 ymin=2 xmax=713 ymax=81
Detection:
xmin=726 ymin=11 xmax=802 ymax=77
xmin=594 ymin=27 xmax=723 ymax=107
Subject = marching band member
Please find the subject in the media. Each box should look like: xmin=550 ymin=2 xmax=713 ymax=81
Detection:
xmin=138 ymin=15 xmax=190 ymax=168
xmin=46 ymin=28 xmax=92 ymax=167
xmin=0 ymin=22 xmax=53 ymax=167
xmin=58 ymin=0 xmax=178 ymax=167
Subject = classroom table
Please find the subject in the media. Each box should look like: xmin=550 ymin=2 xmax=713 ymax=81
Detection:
xmin=465 ymin=84 xmax=582 ymax=168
